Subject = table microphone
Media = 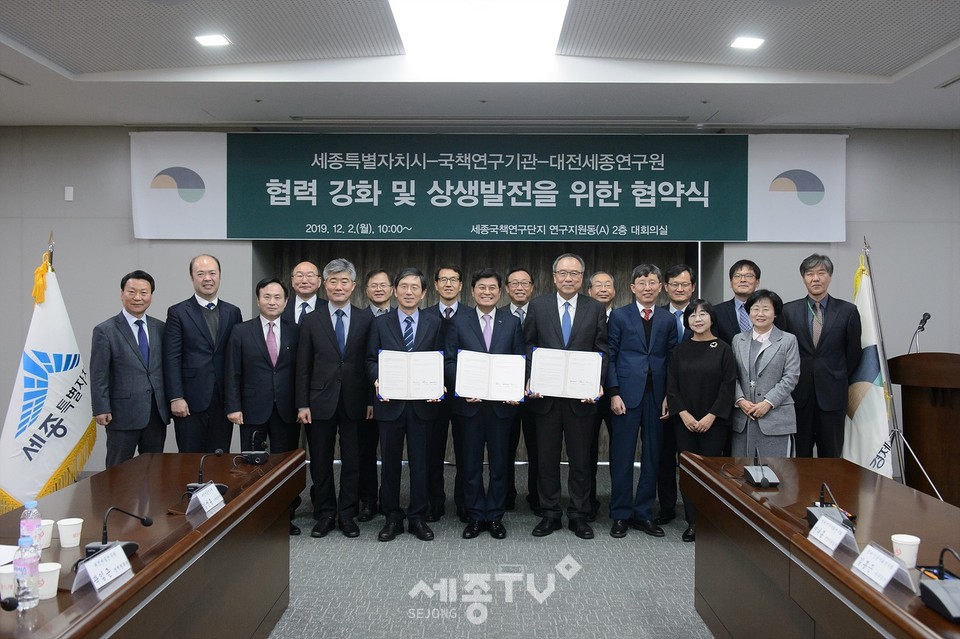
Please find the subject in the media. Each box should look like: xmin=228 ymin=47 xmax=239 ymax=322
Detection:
xmin=806 ymin=482 xmax=856 ymax=531
xmin=743 ymin=448 xmax=780 ymax=488
xmin=186 ymin=449 xmax=228 ymax=494
xmin=0 ymin=597 xmax=17 ymax=611
xmin=239 ymin=430 xmax=269 ymax=466
xmin=84 ymin=506 xmax=153 ymax=557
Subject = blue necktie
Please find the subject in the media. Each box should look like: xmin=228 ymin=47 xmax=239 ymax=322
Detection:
xmin=403 ymin=316 xmax=414 ymax=351
xmin=561 ymin=301 xmax=572 ymax=347
xmin=334 ymin=309 xmax=346 ymax=355
xmin=738 ymin=304 xmax=751 ymax=333
xmin=299 ymin=301 xmax=309 ymax=325
xmin=675 ymin=309 xmax=684 ymax=337
xmin=135 ymin=319 xmax=149 ymax=365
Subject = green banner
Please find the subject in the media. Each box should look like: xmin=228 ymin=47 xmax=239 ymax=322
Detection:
xmin=226 ymin=133 xmax=747 ymax=241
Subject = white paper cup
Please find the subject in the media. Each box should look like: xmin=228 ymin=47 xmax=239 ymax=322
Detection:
xmin=891 ymin=533 xmax=920 ymax=568
xmin=56 ymin=517 xmax=84 ymax=548
xmin=39 ymin=519 xmax=55 ymax=549
xmin=38 ymin=562 xmax=61 ymax=600
xmin=0 ymin=565 xmax=15 ymax=599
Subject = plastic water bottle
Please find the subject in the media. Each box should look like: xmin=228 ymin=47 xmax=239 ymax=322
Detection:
xmin=13 ymin=536 xmax=40 ymax=609
xmin=19 ymin=501 xmax=42 ymax=549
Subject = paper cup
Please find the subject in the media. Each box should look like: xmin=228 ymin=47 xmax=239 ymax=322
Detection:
xmin=38 ymin=562 xmax=61 ymax=600
xmin=56 ymin=517 xmax=84 ymax=548
xmin=891 ymin=533 xmax=920 ymax=568
xmin=39 ymin=519 xmax=55 ymax=549
xmin=0 ymin=565 xmax=15 ymax=599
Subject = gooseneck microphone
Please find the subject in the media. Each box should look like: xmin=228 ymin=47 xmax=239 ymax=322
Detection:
xmin=84 ymin=506 xmax=154 ymax=557
xmin=908 ymin=312 xmax=931 ymax=353
xmin=918 ymin=312 xmax=931 ymax=332
xmin=806 ymin=482 xmax=856 ymax=531
xmin=743 ymin=447 xmax=780 ymax=488
xmin=186 ymin=449 xmax=224 ymax=493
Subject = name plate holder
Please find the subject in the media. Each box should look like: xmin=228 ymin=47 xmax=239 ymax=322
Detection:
xmin=186 ymin=481 xmax=226 ymax=518
xmin=72 ymin=542 xmax=132 ymax=594
xmin=852 ymin=542 xmax=919 ymax=596
xmin=807 ymin=514 xmax=859 ymax=556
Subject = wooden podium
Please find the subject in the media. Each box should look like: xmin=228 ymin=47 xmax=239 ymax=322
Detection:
xmin=888 ymin=352 xmax=960 ymax=508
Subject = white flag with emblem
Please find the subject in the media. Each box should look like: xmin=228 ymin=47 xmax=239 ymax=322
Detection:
xmin=0 ymin=248 xmax=96 ymax=512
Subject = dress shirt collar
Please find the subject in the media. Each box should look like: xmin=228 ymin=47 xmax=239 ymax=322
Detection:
xmin=439 ymin=301 xmax=459 ymax=316
xmin=556 ymin=293 xmax=577 ymax=311
xmin=328 ymin=301 xmax=351 ymax=319
xmin=195 ymin=294 xmax=219 ymax=308
xmin=752 ymin=328 xmax=772 ymax=343
xmin=121 ymin=308 xmax=146 ymax=325
xmin=635 ymin=301 xmax=656 ymax=314
xmin=509 ymin=302 xmax=529 ymax=316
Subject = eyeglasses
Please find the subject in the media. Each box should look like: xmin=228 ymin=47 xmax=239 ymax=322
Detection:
xmin=367 ymin=283 xmax=392 ymax=290
xmin=732 ymin=273 xmax=757 ymax=281
xmin=437 ymin=277 xmax=461 ymax=284
xmin=397 ymin=283 xmax=422 ymax=292
xmin=666 ymin=282 xmax=693 ymax=290
xmin=634 ymin=280 xmax=661 ymax=289
xmin=591 ymin=282 xmax=614 ymax=290
xmin=554 ymin=270 xmax=583 ymax=279
xmin=507 ymin=280 xmax=532 ymax=288
xmin=292 ymin=272 xmax=319 ymax=281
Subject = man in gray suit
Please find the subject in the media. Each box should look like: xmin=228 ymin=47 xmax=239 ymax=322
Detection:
xmin=91 ymin=270 xmax=169 ymax=468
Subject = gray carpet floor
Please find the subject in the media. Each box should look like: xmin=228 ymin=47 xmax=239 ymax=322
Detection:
xmin=271 ymin=463 xmax=711 ymax=639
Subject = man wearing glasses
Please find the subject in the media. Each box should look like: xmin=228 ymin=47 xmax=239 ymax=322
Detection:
xmin=655 ymin=264 xmax=697 ymax=527
xmin=283 ymin=261 xmax=321 ymax=325
xmin=715 ymin=260 xmax=762 ymax=345
xmin=503 ymin=268 xmax=540 ymax=515
xmin=423 ymin=265 xmax=473 ymax=523
xmin=524 ymin=254 xmax=608 ymax=540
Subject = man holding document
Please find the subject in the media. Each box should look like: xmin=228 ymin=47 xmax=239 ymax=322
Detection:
xmin=366 ymin=267 xmax=445 ymax=542
xmin=444 ymin=268 xmax=525 ymax=540
xmin=524 ymin=254 xmax=608 ymax=540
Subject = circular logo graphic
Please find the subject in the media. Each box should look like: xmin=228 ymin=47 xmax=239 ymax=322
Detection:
xmin=769 ymin=169 xmax=824 ymax=205
xmin=150 ymin=166 xmax=205 ymax=203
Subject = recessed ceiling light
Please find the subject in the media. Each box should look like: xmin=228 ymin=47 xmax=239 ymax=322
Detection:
xmin=195 ymin=34 xmax=231 ymax=47
xmin=731 ymin=36 xmax=764 ymax=49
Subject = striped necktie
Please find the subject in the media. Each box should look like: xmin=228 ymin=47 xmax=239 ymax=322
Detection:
xmin=403 ymin=316 xmax=414 ymax=351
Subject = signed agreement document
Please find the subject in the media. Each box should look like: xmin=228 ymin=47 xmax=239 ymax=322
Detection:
xmin=529 ymin=347 xmax=602 ymax=400
xmin=378 ymin=350 xmax=444 ymax=400
xmin=454 ymin=350 xmax=525 ymax=402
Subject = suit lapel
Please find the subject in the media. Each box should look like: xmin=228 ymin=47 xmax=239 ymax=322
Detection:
xmin=253 ymin=319 xmax=273 ymax=365
xmin=185 ymin=299 xmax=216 ymax=347
xmin=817 ymin=295 xmax=835 ymax=346
xmin=114 ymin=314 xmax=148 ymax=369
xmin=631 ymin=304 xmax=650 ymax=351
xmin=317 ymin=306 xmax=340 ymax=352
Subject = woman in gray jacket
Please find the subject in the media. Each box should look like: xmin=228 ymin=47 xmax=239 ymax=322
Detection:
xmin=731 ymin=290 xmax=800 ymax=457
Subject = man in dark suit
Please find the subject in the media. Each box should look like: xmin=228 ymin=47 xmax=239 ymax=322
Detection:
xmin=281 ymin=260 xmax=321 ymax=325
xmin=367 ymin=267 xmax=445 ymax=542
xmin=503 ymin=267 xmax=539 ymax=514
xmin=225 ymin=277 xmax=300 ymax=534
xmin=356 ymin=268 xmax=393 ymax=522
xmin=655 ymin=264 xmax=696 ymax=526
xmin=586 ymin=270 xmax=616 ymax=522
xmin=606 ymin=264 xmax=678 ymax=539
xmin=296 ymin=259 xmax=373 ymax=539
xmin=444 ymin=268 xmax=525 ymax=540
xmin=780 ymin=254 xmax=862 ymax=458
xmin=163 ymin=255 xmax=242 ymax=453
xmin=524 ymin=253 xmax=608 ymax=540
xmin=91 ymin=270 xmax=169 ymax=468
xmin=715 ymin=259 xmax=763 ymax=345
xmin=422 ymin=264 xmax=472 ymax=523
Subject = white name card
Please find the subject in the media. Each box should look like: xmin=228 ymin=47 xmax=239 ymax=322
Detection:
xmin=852 ymin=543 xmax=901 ymax=590
xmin=72 ymin=543 xmax=132 ymax=593
xmin=808 ymin=515 xmax=858 ymax=555
xmin=186 ymin=481 xmax=225 ymax=517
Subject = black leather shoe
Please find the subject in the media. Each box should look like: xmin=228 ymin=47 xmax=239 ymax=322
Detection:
xmin=609 ymin=519 xmax=629 ymax=538
xmin=426 ymin=505 xmax=445 ymax=523
xmin=378 ymin=519 xmax=403 ymax=542
xmin=456 ymin=505 xmax=469 ymax=523
xmin=289 ymin=523 xmax=302 ymax=536
xmin=630 ymin=518 xmax=665 ymax=538
xmin=357 ymin=502 xmax=376 ymax=522
xmin=310 ymin=516 xmax=336 ymax=538
xmin=488 ymin=520 xmax=507 ymax=539
xmin=654 ymin=510 xmax=676 ymax=526
xmin=569 ymin=517 xmax=594 ymax=540
xmin=340 ymin=517 xmax=360 ymax=538
xmin=531 ymin=517 xmax=562 ymax=537
xmin=409 ymin=520 xmax=435 ymax=541
xmin=682 ymin=526 xmax=696 ymax=542
xmin=462 ymin=520 xmax=485 ymax=539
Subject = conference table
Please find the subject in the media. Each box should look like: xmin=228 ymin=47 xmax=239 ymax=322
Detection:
xmin=0 ymin=450 xmax=306 ymax=639
xmin=680 ymin=454 xmax=960 ymax=639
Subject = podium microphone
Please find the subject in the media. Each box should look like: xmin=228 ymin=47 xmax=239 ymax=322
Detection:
xmin=84 ymin=506 xmax=153 ymax=557
xmin=186 ymin=449 xmax=227 ymax=494
xmin=918 ymin=312 xmax=931 ymax=332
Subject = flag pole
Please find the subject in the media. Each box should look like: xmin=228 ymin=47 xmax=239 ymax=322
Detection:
xmin=863 ymin=237 xmax=942 ymax=499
